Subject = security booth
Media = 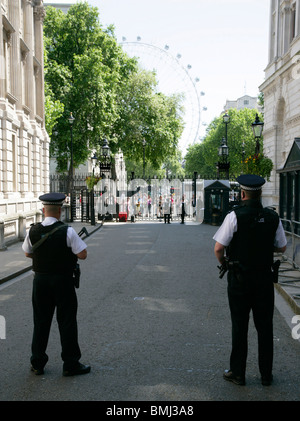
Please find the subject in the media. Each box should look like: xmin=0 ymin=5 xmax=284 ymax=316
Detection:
xmin=278 ymin=138 xmax=300 ymax=233
xmin=202 ymin=180 xmax=230 ymax=225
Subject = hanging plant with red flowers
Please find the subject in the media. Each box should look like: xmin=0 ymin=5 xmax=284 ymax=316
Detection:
xmin=242 ymin=153 xmax=273 ymax=180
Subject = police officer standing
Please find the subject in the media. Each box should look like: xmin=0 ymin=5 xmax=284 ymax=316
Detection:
xmin=22 ymin=193 xmax=91 ymax=376
xmin=213 ymin=175 xmax=287 ymax=386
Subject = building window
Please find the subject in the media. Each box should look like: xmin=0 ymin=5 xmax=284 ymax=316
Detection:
xmin=291 ymin=3 xmax=296 ymax=41
xmin=2 ymin=35 xmax=9 ymax=93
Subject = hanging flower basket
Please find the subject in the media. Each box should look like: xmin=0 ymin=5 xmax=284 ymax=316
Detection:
xmin=86 ymin=175 xmax=101 ymax=190
xmin=242 ymin=153 xmax=273 ymax=181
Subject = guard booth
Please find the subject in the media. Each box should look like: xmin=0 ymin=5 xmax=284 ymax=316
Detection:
xmin=278 ymin=138 xmax=300 ymax=233
xmin=200 ymin=180 xmax=230 ymax=225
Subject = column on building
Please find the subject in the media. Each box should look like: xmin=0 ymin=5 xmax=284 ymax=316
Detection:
xmin=281 ymin=3 xmax=293 ymax=55
xmin=23 ymin=0 xmax=35 ymax=119
xmin=0 ymin=3 xmax=5 ymax=103
xmin=9 ymin=0 xmax=22 ymax=108
xmin=295 ymin=0 xmax=300 ymax=38
xmin=34 ymin=1 xmax=50 ymax=194
xmin=269 ymin=0 xmax=279 ymax=63
xmin=33 ymin=3 xmax=45 ymax=122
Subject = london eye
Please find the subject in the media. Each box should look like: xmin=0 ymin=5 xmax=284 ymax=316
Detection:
xmin=120 ymin=38 xmax=205 ymax=155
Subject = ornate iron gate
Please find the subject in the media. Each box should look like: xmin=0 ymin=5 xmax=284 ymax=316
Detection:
xmin=50 ymin=174 xmax=198 ymax=223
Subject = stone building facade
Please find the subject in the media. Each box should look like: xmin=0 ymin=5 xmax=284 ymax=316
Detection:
xmin=0 ymin=0 xmax=49 ymax=248
xmin=260 ymin=0 xmax=300 ymax=220
xmin=224 ymin=94 xmax=262 ymax=112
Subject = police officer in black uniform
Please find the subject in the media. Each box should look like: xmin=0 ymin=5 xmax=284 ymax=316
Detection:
xmin=22 ymin=193 xmax=90 ymax=376
xmin=213 ymin=175 xmax=287 ymax=386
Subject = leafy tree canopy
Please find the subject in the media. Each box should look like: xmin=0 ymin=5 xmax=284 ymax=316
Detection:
xmin=44 ymin=1 xmax=184 ymax=174
xmin=184 ymin=107 xmax=272 ymax=179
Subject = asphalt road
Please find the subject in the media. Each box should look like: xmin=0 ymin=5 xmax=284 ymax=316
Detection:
xmin=0 ymin=221 xmax=299 ymax=402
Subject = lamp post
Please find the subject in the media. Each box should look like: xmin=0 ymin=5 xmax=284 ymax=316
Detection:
xmin=68 ymin=112 xmax=75 ymax=221
xmin=100 ymin=138 xmax=111 ymax=174
xmin=142 ymin=139 xmax=146 ymax=179
xmin=216 ymin=112 xmax=230 ymax=180
xmin=89 ymin=139 xmax=112 ymax=225
xmin=242 ymin=141 xmax=246 ymax=173
xmin=91 ymin=152 xmax=98 ymax=175
xmin=217 ymin=137 xmax=229 ymax=179
xmin=252 ymin=113 xmax=264 ymax=154
xmin=223 ymin=111 xmax=230 ymax=143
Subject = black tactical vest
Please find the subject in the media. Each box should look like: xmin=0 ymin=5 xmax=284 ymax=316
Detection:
xmin=29 ymin=221 xmax=77 ymax=274
xmin=227 ymin=200 xmax=279 ymax=270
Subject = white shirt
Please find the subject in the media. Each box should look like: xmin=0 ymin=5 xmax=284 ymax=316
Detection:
xmin=213 ymin=211 xmax=287 ymax=248
xmin=22 ymin=217 xmax=87 ymax=256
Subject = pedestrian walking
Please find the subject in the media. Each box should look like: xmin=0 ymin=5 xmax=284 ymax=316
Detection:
xmin=22 ymin=193 xmax=91 ymax=377
xmin=163 ymin=196 xmax=171 ymax=224
xmin=158 ymin=195 xmax=163 ymax=220
xmin=180 ymin=195 xmax=185 ymax=224
xmin=213 ymin=175 xmax=287 ymax=386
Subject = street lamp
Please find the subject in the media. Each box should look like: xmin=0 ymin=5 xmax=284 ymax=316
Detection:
xmin=68 ymin=112 xmax=75 ymax=221
xmin=99 ymin=138 xmax=111 ymax=174
xmin=216 ymin=112 xmax=230 ymax=180
xmin=223 ymin=111 xmax=230 ymax=142
xmin=218 ymin=137 xmax=229 ymax=158
xmin=252 ymin=113 xmax=264 ymax=154
xmin=242 ymin=141 xmax=246 ymax=173
xmin=91 ymin=138 xmax=112 ymax=175
xmin=91 ymin=152 xmax=98 ymax=175
xmin=68 ymin=112 xmax=75 ymax=185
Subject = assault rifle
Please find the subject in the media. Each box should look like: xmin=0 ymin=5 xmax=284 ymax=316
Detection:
xmin=218 ymin=258 xmax=229 ymax=279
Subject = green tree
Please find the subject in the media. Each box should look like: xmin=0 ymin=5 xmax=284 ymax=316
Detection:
xmin=184 ymin=108 xmax=273 ymax=179
xmin=113 ymin=68 xmax=184 ymax=171
xmin=44 ymin=36 xmax=64 ymax=138
xmin=44 ymin=1 xmax=184 ymax=174
xmin=44 ymin=2 xmax=137 ymax=172
xmin=44 ymin=83 xmax=64 ymax=139
xmin=125 ymin=147 xmax=185 ymax=179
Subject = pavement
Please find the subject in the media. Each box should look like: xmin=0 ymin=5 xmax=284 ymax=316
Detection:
xmin=0 ymin=219 xmax=300 ymax=401
xmin=0 ymin=219 xmax=300 ymax=316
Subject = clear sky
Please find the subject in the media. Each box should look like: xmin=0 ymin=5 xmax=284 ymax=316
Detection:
xmin=45 ymin=0 xmax=271 ymax=151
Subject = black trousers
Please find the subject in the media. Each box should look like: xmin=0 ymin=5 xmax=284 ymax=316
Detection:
xmin=164 ymin=214 xmax=170 ymax=223
xmin=31 ymin=272 xmax=81 ymax=371
xmin=227 ymin=268 xmax=274 ymax=379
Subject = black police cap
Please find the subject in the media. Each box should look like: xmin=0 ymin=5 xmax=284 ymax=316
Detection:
xmin=39 ymin=193 xmax=66 ymax=205
xmin=237 ymin=174 xmax=265 ymax=191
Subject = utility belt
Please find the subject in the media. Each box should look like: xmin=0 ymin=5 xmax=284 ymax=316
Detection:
xmin=34 ymin=264 xmax=80 ymax=288
xmin=218 ymin=258 xmax=280 ymax=283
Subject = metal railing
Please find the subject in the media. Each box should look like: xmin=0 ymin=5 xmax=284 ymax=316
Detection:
xmin=280 ymin=219 xmax=300 ymax=269
xmin=278 ymin=219 xmax=300 ymax=300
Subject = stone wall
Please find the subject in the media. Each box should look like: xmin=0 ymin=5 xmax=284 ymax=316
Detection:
xmin=260 ymin=0 xmax=300 ymax=209
xmin=0 ymin=1 xmax=50 ymax=247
